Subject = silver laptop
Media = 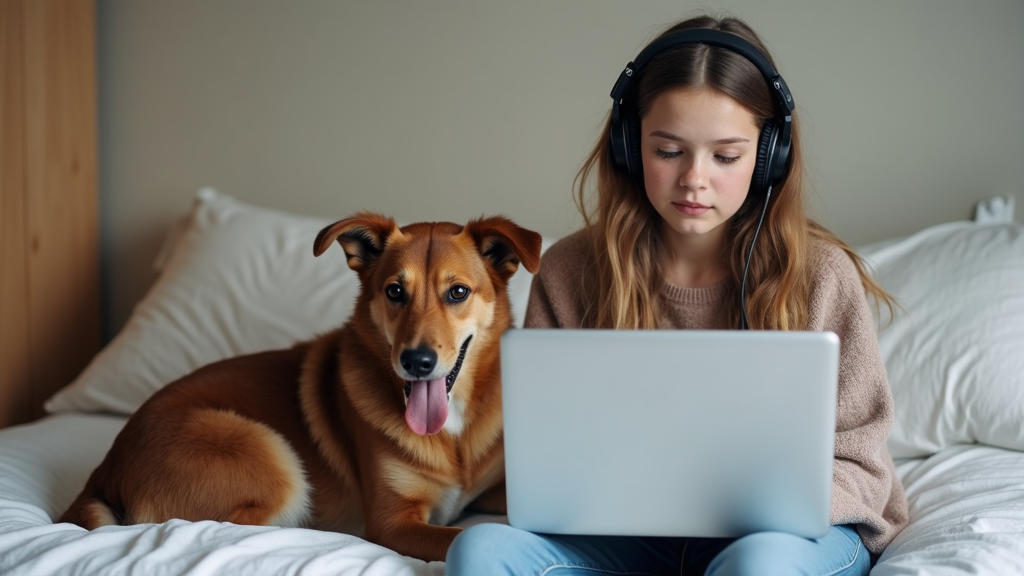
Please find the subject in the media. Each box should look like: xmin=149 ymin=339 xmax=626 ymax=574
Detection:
xmin=500 ymin=329 xmax=839 ymax=539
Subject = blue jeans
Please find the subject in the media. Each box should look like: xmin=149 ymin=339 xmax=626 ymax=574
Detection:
xmin=445 ymin=523 xmax=871 ymax=576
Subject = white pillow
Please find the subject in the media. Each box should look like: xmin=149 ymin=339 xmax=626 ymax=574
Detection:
xmin=860 ymin=221 xmax=1024 ymax=458
xmin=46 ymin=189 xmax=546 ymax=415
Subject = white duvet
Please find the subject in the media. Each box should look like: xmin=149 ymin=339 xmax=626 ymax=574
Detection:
xmin=2 ymin=413 xmax=1023 ymax=575
xmin=876 ymin=446 xmax=1024 ymax=575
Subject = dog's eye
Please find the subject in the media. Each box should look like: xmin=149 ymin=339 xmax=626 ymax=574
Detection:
xmin=385 ymin=283 xmax=405 ymax=303
xmin=448 ymin=285 xmax=470 ymax=303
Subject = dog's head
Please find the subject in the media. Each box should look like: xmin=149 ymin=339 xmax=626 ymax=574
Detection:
xmin=314 ymin=213 xmax=541 ymax=436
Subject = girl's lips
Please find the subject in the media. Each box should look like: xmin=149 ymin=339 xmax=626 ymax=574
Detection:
xmin=674 ymin=201 xmax=709 ymax=216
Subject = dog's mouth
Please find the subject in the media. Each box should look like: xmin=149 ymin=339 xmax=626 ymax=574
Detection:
xmin=403 ymin=336 xmax=471 ymax=436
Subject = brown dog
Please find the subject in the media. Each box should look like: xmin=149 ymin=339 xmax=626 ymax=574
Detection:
xmin=59 ymin=213 xmax=542 ymax=561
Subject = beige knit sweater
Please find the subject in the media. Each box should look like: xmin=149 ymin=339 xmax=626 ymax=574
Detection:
xmin=523 ymin=229 xmax=909 ymax=555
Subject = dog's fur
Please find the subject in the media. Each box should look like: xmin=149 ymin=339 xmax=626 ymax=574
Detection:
xmin=59 ymin=213 xmax=541 ymax=561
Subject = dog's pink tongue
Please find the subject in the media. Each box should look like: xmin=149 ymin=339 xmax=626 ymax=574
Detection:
xmin=405 ymin=378 xmax=449 ymax=435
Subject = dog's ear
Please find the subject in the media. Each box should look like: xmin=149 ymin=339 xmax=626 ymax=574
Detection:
xmin=314 ymin=212 xmax=398 ymax=271
xmin=464 ymin=216 xmax=542 ymax=281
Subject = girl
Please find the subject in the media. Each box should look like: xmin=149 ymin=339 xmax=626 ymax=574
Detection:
xmin=446 ymin=14 xmax=908 ymax=576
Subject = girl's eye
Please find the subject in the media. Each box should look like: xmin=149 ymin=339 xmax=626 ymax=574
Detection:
xmin=385 ymin=283 xmax=405 ymax=303
xmin=448 ymin=285 xmax=470 ymax=303
xmin=715 ymin=155 xmax=740 ymax=164
xmin=655 ymin=149 xmax=681 ymax=159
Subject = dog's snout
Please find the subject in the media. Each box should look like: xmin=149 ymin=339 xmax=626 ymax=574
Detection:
xmin=401 ymin=347 xmax=437 ymax=378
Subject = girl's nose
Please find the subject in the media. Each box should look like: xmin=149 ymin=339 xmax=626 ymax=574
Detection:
xmin=680 ymin=157 xmax=708 ymax=190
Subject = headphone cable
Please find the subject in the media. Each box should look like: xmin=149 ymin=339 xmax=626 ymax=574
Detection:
xmin=740 ymin=186 xmax=772 ymax=330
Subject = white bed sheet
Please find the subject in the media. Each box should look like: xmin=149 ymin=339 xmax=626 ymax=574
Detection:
xmin=2 ymin=414 xmax=1023 ymax=575
xmin=876 ymin=446 xmax=1024 ymax=575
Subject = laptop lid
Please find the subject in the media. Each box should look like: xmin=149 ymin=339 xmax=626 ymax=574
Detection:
xmin=500 ymin=329 xmax=839 ymax=539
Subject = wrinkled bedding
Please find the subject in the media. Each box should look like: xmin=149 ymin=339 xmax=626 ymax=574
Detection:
xmin=2 ymin=413 xmax=1023 ymax=575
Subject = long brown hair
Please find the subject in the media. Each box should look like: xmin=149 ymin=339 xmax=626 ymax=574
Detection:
xmin=574 ymin=15 xmax=892 ymax=330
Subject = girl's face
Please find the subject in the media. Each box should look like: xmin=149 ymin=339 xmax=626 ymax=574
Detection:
xmin=640 ymin=88 xmax=761 ymax=246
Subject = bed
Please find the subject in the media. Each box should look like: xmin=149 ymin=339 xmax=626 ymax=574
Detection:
xmin=1 ymin=189 xmax=1022 ymax=575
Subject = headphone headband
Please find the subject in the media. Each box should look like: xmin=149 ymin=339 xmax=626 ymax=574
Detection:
xmin=610 ymin=29 xmax=794 ymax=118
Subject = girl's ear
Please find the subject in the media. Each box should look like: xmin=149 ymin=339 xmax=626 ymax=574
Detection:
xmin=313 ymin=212 xmax=399 ymax=272
xmin=463 ymin=216 xmax=542 ymax=281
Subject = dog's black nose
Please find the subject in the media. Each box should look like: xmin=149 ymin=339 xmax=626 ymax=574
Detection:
xmin=401 ymin=347 xmax=437 ymax=378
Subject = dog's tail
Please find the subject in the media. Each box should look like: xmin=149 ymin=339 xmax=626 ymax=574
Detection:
xmin=59 ymin=495 xmax=119 ymax=530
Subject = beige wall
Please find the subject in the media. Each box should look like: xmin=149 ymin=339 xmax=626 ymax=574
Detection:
xmin=97 ymin=0 xmax=1024 ymax=337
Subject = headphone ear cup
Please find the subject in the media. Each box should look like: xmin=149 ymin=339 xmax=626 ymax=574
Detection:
xmin=622 ymin=110 xmax=643 ymax=178
xmin=751 ymin=120 xmax=779 ymax=196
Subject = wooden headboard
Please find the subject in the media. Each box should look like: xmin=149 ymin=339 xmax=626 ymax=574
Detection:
xmin=1 ymin=0 xmax=100 ymax=428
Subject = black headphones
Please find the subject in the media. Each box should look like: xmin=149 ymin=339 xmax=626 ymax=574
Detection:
xmin=609 ymin=28 xmax=795 ymax=197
